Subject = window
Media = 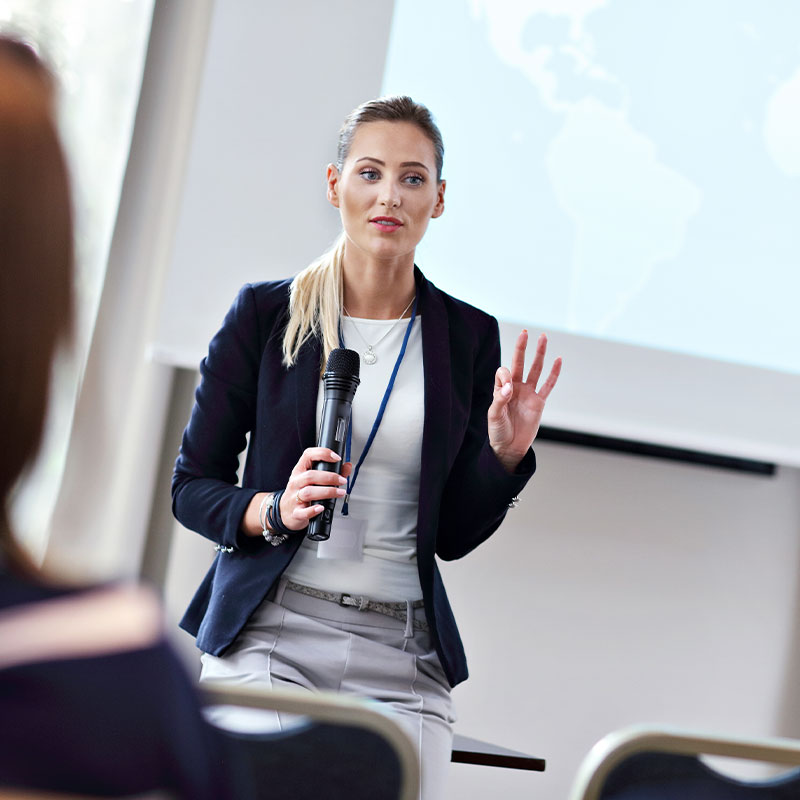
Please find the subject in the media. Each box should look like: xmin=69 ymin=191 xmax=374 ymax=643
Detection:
xmin=2 ymin=0 xmax=155 ymax=559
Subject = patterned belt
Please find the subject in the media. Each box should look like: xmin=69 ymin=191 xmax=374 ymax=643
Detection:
xmin=284 ymin=580 xmax=429 ymax=632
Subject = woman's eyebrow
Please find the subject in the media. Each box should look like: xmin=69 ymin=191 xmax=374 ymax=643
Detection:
xmin=354 ymin=157 xmax=430 ymax=172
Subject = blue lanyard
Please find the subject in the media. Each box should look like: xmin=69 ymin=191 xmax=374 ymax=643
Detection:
xmin=338 ymin=295 xmax=418 ymax=515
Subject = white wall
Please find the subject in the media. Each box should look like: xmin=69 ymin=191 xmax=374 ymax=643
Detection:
xmin=441 ymin=443 xmax=800 ymax=797
xmin=161 ymin=396 xmax=800 ymax=797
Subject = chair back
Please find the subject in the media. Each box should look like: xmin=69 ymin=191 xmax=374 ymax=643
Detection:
xmin=201 ymin=683 xmax=419 ymax=800
xmin=570 ymin=725 xmax=800 ymax=800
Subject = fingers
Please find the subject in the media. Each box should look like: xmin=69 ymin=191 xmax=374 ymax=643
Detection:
xmin=525 ymin=333 xmax=547 ymax=387
xmin=292 ymin=469 xmax=347 ymax=504
xmin=506 ymin=331 xmax=562 ymax=395
xmin=537 ymin=356 xmax=562 ymax=402
xmin=290 ymin=504 xmax=329 ymax=524
xmin=274 ymin=450 xmax=353 ymax=532
xmin=280 ymin=492 xmax=327 ymax=529
xmin=510 ymin=330 xmax=528 ymax=383
xmin=291 ymin=447 xmax=342 ymax=475
xmin=295 ymin=475 xmax=347 ymax=504
xmin=283 ymin=449 xmax=351 ymax=529
xmin=281 ymin=471 xmax=347 ymax=529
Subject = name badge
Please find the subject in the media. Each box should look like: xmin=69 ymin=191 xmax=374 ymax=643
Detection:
xmin=316 ymin=515 xmax=366 ymax=561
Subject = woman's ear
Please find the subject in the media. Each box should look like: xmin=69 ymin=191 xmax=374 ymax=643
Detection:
xmin=431 ymin=178 xmax=446 ymax=219
xmin=326 ymin=164 xmax=340 ymax=208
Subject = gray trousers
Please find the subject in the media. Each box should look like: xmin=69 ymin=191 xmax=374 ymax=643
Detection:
xmin=199 ymin=579 xmax=455 ymax=799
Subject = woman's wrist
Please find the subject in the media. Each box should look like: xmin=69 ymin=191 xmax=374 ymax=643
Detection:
xmin=241 ymin=492 xmax=273 ymax=537
xmin=491 ymin=444 xmax=526 ymax=474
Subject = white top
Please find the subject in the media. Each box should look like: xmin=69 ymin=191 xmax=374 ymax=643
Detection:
xmin=283 ymin=315 xmax=424 ymax=601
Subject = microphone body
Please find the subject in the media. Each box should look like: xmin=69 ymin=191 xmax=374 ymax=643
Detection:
xmin=306 ymin=348 xmax=360 ymax=541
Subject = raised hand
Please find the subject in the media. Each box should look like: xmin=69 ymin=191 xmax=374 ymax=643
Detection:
xmin=487 ymin=330 xmax=562 ymax=473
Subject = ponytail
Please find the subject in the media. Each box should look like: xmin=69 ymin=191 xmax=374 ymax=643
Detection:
xmin=282 ymin=232 xmax=346 ymax=368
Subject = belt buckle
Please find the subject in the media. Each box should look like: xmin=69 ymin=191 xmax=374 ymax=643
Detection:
xmin=340 ymin=593 xmax=368 ymax=611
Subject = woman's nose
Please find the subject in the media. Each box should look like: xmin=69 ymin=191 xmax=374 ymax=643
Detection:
xmin=380 ymin=188 xmax=400 ymax=208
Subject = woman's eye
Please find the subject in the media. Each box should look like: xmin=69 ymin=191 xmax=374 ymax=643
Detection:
xmin=359 ymin=169 xmax=380 ymax=181
xmin=404 ymin=174 xmax=424 ymax=186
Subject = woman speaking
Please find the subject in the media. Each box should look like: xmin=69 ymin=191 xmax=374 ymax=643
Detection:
xmin=173 ymin=95 xmax=561 ymax=798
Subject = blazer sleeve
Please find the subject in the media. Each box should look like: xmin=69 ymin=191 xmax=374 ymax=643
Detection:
xmin=435 ymin=314 xmax=535 ymax=561
xmin=171 ymin=284 xmax=265 ymax=553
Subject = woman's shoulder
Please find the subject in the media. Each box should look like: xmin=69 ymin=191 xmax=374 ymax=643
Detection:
xmin=226 ymin=278 xmax=296 ymax=332
xmin=212 ymin=279 xmax=293 ymax=348
xmin=223 ymin=278 xmax=290 ymax=321
xmin=247 ymin=277 xmax=293 ymax=306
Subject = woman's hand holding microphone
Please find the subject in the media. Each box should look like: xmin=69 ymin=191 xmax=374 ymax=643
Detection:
xmin=241 ymin=448 xmax=353 ymax=537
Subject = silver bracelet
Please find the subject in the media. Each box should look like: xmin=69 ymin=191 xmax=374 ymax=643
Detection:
xmin=508 ymin=495 xmax=521 ymax=509
xmin=258 ymin=493 xmax=272 ymax=533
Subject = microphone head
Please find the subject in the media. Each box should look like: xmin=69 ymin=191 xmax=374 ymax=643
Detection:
xmin=325 ymin=347 xmax=361 ymax=379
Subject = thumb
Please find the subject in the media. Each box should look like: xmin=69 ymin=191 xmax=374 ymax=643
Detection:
xmin=494 ymin=366 xmax=512 ymax=395
xmin=490 ymin=367 xmax=513 ymax=413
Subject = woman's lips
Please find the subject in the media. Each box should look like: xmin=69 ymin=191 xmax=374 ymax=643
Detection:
xmin=370 ymin=216 xmax=403 ymax=232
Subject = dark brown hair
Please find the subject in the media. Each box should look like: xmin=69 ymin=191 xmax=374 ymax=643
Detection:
xmin=0 ymin=37 xmax=73 ymax=571
xmin=336 ymin=95 xmax=444 ymax=181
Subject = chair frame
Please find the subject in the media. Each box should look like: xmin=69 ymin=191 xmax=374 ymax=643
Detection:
xmin=200 ymin=682 xmax=420 ymax=800
xmin=570 ymin=725 xmax=800 ymax=800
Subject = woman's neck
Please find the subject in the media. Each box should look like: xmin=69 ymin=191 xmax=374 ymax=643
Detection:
xmin=341 ymin=253 xmax=416 ymax=320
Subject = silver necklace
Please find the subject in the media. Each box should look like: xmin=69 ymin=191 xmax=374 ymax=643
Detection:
xmin=342 ymin=296 xmax=415 ymax=365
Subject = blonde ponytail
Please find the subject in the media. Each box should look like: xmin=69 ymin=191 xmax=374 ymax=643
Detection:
xmin=282 ymin=232 xmax=346 ymax=368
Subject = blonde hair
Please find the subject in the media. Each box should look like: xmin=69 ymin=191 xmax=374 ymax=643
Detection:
xmin=281 ymin=96 xmax=443 ymax=369
xmin=282 ymin=232 xmax=346 ymax=368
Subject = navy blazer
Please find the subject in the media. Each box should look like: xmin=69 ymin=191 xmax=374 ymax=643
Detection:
xmin=172 ymin=268 xmax=535 ymax=687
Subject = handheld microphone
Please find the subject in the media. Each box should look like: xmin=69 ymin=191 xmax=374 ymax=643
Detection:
xmin=306 ymin=347 xmax=360 ymax=541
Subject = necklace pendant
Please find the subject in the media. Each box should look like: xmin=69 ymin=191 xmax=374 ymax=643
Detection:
xmin=363 ymin=346 xmax=377 ymax=365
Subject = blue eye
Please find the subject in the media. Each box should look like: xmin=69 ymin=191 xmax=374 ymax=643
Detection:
xmin=359 ymin=169 xmax=380 ymax=181
xmin=405 ymin=174 xmax=424 ymax=186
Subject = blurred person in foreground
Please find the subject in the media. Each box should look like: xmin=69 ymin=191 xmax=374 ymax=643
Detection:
xmin=0 ymin=35 xmax=236 ymax=799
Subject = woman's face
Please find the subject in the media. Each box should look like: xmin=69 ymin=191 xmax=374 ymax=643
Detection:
xmin=327 ymin=120 xmax=445 ymax=265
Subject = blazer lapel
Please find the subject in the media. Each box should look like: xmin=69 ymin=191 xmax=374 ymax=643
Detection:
xmin=292 ymin=336 xmax=321 ymax=450
xmin=417 ymin=270 xmax=452 ymax=553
